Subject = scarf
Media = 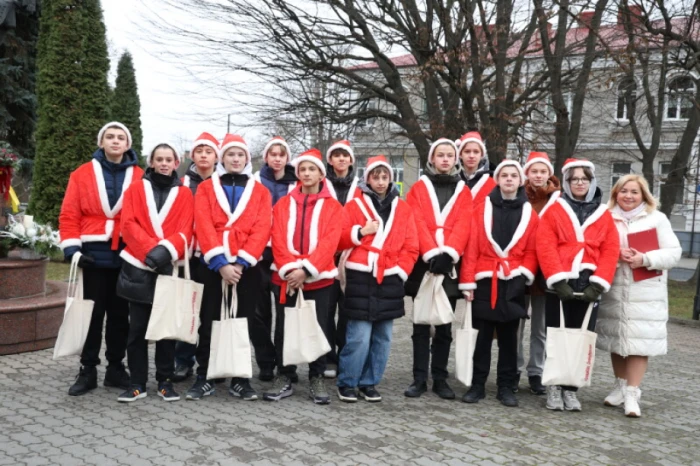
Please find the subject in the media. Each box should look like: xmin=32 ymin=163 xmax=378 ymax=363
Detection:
xmin=613 ymin=202 xmax=647 ymax=221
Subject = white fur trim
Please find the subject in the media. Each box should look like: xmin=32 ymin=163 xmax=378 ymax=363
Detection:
xmin=546 ymin=271 xmax=572 ymax=289
xmin=263 ymin=139 xmax=291 ymax=161
xmin=143 ymin=181 xmax=179 ymax=240
xmin=384 ymin=265 xmax=408 ymax=282
xmin=301 ymin=259 xmax=320 ymax=278
xmin=524 ymin=158 xmax=554 ymax=176
xmin=222 ymin=231 xmax=236 ymax=263
xmin=363 ymin=160 xmax=392 ymax=184
xmin=192 ymin=139 xmax=220 ymax=158
xmin=419 ymin=176 xmax=466 ymax=246
xmin=308 ymin=199 xmax=324 ymax=253
xmin=326 ymin=142 xmax=355 ymax=164
xmin=293 ymin=155 xmax=326 ymax=177
xmin=211 ymin=173 xmax=256 ymax=228
xmin=220 ymin=141 xmax=250 ymax=164
xmin=351 ymin=225 xmax=363 ymax=246
xmin=119 ymin=250 xmax=153 ymax=271
xmin=422 ymin=247 xmax=441 ymax=263
xmin=91 ymin=160 xmax=134 ymax=220
xmin=286 ymin=200 xmax=299 ymax=255
xmin=456 ymin=137 xmax=487 ymax=159
xmin=345 ymin=261 xmax=372 ymax=273
xmin=493 ymin=159 xmax=525 ymax=186
xmin=352 ymin=197 xmax=373 ymax=221
xmin=581 ymin=262 xmax=598 ymax=272
xmin=538 ymin=191 xmax=560 ymax=217
xmin=581 ymin=205 xmax=609 ymax=232
xmin=562 ymin=159 xmax=595 ymax=174
xmin=238 ymin=249 xmax=258 ymax=267
xmin=60 ymin=238 xmax=82 ymax=250
xmin=557 ymin=198 xmax=585 ymax=242
xmin=183 ymin=175 xmax=190 ymax=188
xmin=80 ymin=219 xmax=114 ymax=243
xmin=459 ymin=282 xmax=477 ymax=291
xmin=470 ymin=174 xmax=490 ymax=198
xmin=97 ymin=121 xmax=132 ymax=147
xmin=158 ymin=239 xmax=179 ymax=261
xmin=203 ymin=246 xmax=225 ymax=263
xmin=483 ymin=198 xmax=532 ymax=259
xmin=278 ymin=260 xmax=302 ymax=279
xmin=519 ymin=267 xmax=535 ymax=285
xmin=305 ymin=269 xmax=338 ymax=282
xmin=441 ymin=246 xmax=460 ymax=263
xmin=475 ymin=269 xmax=523 ymax=281
xmin=589 ymin=275 xmax=611 ymax=292
xmin=428 ymin=138 xmax=458 ymax=164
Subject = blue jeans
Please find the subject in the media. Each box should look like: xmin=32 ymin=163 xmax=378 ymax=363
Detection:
xmin=337 ymin=319 xmax=393 ymax=388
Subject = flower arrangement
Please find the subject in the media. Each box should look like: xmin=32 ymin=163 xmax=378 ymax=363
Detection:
xmin=0 ymin=215 xmax=60 ymax=259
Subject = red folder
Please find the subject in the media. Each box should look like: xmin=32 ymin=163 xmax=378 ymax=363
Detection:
xmin=627 ymin=228 xmax=662 ymax=282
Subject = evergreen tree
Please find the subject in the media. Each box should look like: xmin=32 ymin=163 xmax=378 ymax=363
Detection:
xmin=29 ymin=0 xmax=110 ymax=225
xmin=112 ymin=52 xmax=142 ymax=158
xmin=0 ymin=1 xmax=40 ymax=160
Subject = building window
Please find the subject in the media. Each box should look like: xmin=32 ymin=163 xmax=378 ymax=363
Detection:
xmin=666 ymin=76 xmax=696 ymax=120
xmin=659 ymin=162 xmax=684 ymax=204
xmin=546 ymin=91 xmax=574 ymax=121
xmin=611 ymin=162 xmax=632 ymax=187
xmin=391 ymin=156 xmax=404 ymax=184
xmin=616 ymin=78 xmax=637 ymax=120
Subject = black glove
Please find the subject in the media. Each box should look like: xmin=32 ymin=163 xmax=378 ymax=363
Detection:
xmin=552 ymin=280 xmax=575 ymax=302
xmin=429 ymin=253 xmax=454 ymax=275
xmin=76 ymin=254 xmax=95 ymax=269
xmin=581 ymin=283 xmax=605 ymax=302
xmin=145 ymin=245 xmax=173 ymax=274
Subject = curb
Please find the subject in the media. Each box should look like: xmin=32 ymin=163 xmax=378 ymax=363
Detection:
xmin=669 ymin=316 xmax=700 ymax=327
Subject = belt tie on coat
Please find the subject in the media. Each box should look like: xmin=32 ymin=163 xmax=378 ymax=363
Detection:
xmin=110 ymin=218 xmax=120 ymax=250
xmin=358 ymin=244 xmax=386 ymax=284
xmin=490 ymin=257 xmax=512 ymax=310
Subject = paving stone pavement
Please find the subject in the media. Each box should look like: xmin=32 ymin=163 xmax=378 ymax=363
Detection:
xmin=1 ymin=300 xmax=699 ymax=465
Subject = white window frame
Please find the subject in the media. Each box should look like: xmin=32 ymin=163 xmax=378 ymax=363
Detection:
xmin=616 ymin=77 xmax=637 ymax=121
xmin=546 ymin=91 xmax=574 ymax=121
xmin=611 ymin=162 xmax=632 ymax=187
xmin=665 ymin=75 xmax=696 ymax=121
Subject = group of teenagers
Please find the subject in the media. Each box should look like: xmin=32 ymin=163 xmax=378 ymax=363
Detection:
xmin=58 ymin=120 xmax=681 ymax=418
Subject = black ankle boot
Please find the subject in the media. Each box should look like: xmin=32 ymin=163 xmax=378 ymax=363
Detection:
xmin=68 ymin=366 xmax=97 ymax=396
xmin=104 ymin=364 xmax=130 ymax=390
xmin=404 ymin=380 xmax=428 ymax=398
xmin=432 ymin=380 xmax=456 ymax=400
xmin=462 ymin=384 xmax=485 ymax=403
xmin=497 ymin=386 xmax=519 ymax=407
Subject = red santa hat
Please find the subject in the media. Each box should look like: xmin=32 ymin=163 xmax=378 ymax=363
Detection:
xmin=190 ymin=132 xmax=220 ymax=158
xmin=523 ymin=151 xmax=554 ymax=176
xmin=146 ymin=143 xmax=182 ymax=166
xmin=293 ymin=148 xmax=326 ymax=177
xmin=493 ymin=159 xmax=526 ymax=186
xmin=561 ymin=158 xmax=595 ymax=178
xmin=363 ymin=155 xmax=393 ymax=184
xmin=326 ymin=140 xmax=355 ymax=164
xmin=428 ymin=138 xmax=459 ymax=164
xmin=455 ymin=131 xmax=487 ymax=159
xmin=97 ymin=121 xmax=132 ymax=148
xmin=219 ymin=134 xmax=250 ymax=164
xmin=262 ymin=136 xmax=292 ymax=163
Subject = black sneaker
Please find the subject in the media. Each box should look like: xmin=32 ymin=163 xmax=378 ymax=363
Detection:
xmin=258 ymin=367 xmax=275 ymax=382
xmin=186 ymin=376 xmax=215 ymax=400
xmin=172 ymin=364 xmax=194 ymax=383
xmin=104 ymin=364 xmax=130 ymax=390
xmin=118 ymin=385 xmax=147 ymax=403
xmin=337 ymin=386 xmax=358 ymax=403
xmin=529 ymin=375 xmax=546 ymax=395
xmin=404 ymin=380 xmax=427 ymax=398
xmin=497 ymin=386 xmax=519 ymax=407
xmin=432 ymin=380 xmax=456 ymax=400
xmin=158 ymin=381 xmax=180 ymax=402
xmin=229 ymin=378 xmax=258 ymax=401
xmin=309 ymin=376 xmax=331 ymax=405
xmin=359 ymin=386 xmax=382 ymax=402
xmin=68 ymin=366 xmax=97 ymax=396
xmin=263 ymin=375 xmax=293 ymax=401
xmin=462 ymin=385 xmax=486 ymax=404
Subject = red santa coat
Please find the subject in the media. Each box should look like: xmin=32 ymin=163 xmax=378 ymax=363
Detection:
xmin=405 ymin=175 xmax=473 ymax=264
xmin=339 ymin=194 xmax=419 ymax=283
xmin=271 ymin=185 xmax=344 ymax=291
xmin=536 ymin=199 xmax=619 ymax=292
xmin=459 ymin=197 xmax=539 ymax=308
xmin=120 ymin=180 xmax=194 ymax=269
xmin=470 ymin=174 xmax=497 ymax=206
xmin=59 ymin=160 xmax=143 ymax=250
xmin=195 ymin=174 xmax=272 ymax=267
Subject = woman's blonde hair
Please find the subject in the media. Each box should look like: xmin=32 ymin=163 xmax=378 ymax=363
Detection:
xmin=608 ymin=174 xmax=659 ymax=212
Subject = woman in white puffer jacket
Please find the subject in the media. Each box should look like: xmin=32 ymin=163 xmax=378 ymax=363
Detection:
xmin=597 ymin=174 xmax=681 ymax=418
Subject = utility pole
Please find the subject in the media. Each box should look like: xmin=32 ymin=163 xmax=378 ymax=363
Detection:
xmin=692 ymin=137 xmax=700 ymax=320
xmin=227 ymin=114 xmax=231 ymax=134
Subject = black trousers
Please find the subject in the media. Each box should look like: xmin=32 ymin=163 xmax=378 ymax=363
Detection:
xmin=126 ymin=301 xmax=175 ymax=386
xmin=326 ymin=280 xmax=347 ymax=365
xmin=471 ymin=318 xmax=520 ymax=388
xmin=411 ymin=298 xmax=457 ymax=382
xmin=81 ymin=267 xmax=129 ymax=368
xmin=250 ymin=260 xmax=277 ymax=371
xmin=273 ymin=285 xmax=332 ymax=380
xmin=195 ymin=264 xmax=260 ymax=378
xmin=545 ymin=293 xmax=599 ymax=392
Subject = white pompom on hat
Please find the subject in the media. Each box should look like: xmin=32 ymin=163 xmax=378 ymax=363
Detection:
xmin=523 ymin=151 xmax=554 ymax=176
xmin=455 ymin=131 xmax=487 ymax=159
xmin=428 ymin=138 xmax=459 ymax=164
xmin=326 ymin=140 xmax=355 ymax=164
xmin=293 ymin=148 xmax=326 ymax=178
xmin=493 ymin=159 xmax=526 ymax=186
xmin=97 ymin=121 xmax=132 ymax=148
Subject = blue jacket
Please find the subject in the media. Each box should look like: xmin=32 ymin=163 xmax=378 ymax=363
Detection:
xmin=63 ymin=148 xmax=140 ymax=268
xmin=259 ymin=164 xmax=297 ymax=206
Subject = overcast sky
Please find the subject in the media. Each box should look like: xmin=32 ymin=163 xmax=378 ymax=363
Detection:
xmin=102 ymin=0 xmax=250 ymax=156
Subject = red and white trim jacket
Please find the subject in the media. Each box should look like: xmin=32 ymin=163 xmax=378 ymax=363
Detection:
xmin=339 ymin=194 xmax=419 ymax=283
xmin=405 ymin=175 xmax=473 ymax=264
xmin=536 ymin=199 xmax=620 ymax=292
xmin=470 ymin=174 xmax=497 ymax=206
xmin=326 ymin=176 xmax=362 ymax=206
xmin=460 ymin=197 xmax=539 ymax=308
xmin=194 ymin=173 xmax=272 ymax=268
xmin=119 ymin=180 xmax=194 ymax=269
xmin=59 ymin=159 xmax=143 ymax=251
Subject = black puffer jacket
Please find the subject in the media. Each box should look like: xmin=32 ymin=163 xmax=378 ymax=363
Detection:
xmin=326 ymin=165 xmax=356 ymax=206
xmin=116 ymin=169 xmax=182 ymax=305
xmin=472 ymin=188 xmax=528 ymax=322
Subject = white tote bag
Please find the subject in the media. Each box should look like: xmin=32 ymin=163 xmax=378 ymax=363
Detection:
xmin=53 ymin=253 xmax=95 ymax=360
xmin=542 ymin=302 xmax=597 ymax=388
xmin=283 ymin=290 xmax=332 ymax=366
xmin=207 ymin=283 xmax=253 ymax=379
xmin=455 ymin=301 xmax=479 ymax=387
xmin=145 ymin=250 xmax=203 ymax=344
xmin=413 ymin=273 xmax=454 ymax=326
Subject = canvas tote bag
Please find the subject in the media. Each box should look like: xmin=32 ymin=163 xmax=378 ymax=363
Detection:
xmin=145 ymin=239 xmax=203 ymax=344
xmin=283 ymin=290 xmax=331 ymax=366
xmin=53 ymin=253 xmax=95 ymax=359
xmin=207 ymin=283 xmax=253 ymax=379
xmin=412 ymin=272 xmax=454 ymax=326
xmin=542 ymin=302 xmax=597 ymax=388
xmin=455 ymin=301 xmax=479 ymax=387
